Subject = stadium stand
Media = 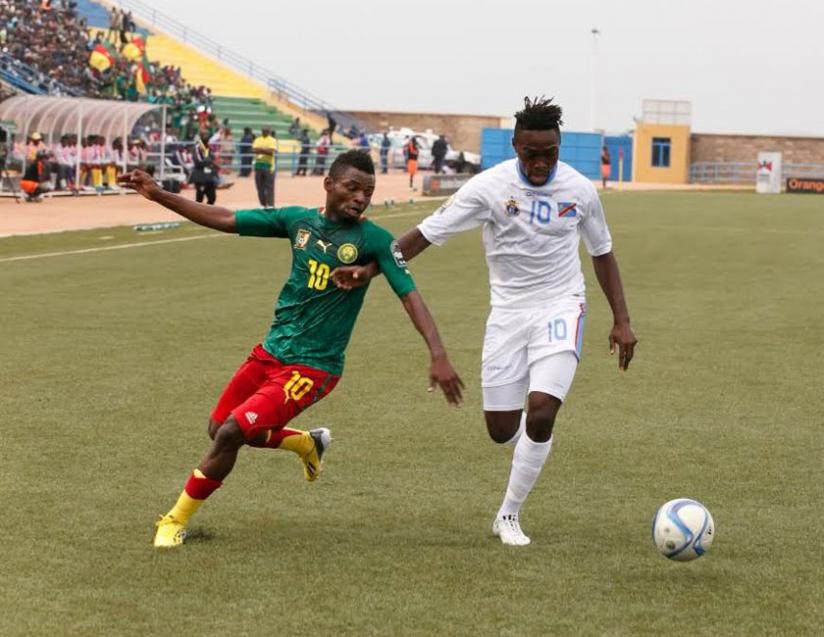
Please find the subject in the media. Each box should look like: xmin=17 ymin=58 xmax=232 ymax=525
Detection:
xmin=0 ymin=0 xmax=365 ymax=198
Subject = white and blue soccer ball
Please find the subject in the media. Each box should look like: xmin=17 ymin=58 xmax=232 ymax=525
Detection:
xmin=651 ymin=498 xmax=715 ymax=561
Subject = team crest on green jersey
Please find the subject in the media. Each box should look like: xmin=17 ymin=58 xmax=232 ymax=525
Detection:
xmin=295 ymin=229 xmax=311 ymax=250
xmin=337 ymin=243 xmax=358 ymax=264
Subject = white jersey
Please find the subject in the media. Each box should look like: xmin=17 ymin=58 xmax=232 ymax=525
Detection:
xmin=418 ymin=159 xmax=612 ymax=309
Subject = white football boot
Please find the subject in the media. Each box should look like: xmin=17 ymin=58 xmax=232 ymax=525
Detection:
xmin=492 ymin=514 xmax=531 ymax=546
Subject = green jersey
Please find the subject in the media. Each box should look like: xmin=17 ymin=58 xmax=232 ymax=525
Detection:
xmin=235 ymin=206 xmax=416 ymax=375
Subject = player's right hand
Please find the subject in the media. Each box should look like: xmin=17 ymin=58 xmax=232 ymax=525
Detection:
xmin=331 ymin=265 xmax=371 ymax=290
xmin=428 ymin=355 xmax=464 ymax=406
xmin=117 ymin=170 xmax=161 ymax=200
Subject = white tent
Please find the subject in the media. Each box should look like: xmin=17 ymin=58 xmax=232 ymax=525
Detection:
xmin=0 ymin=95 xmax=166 ymax=177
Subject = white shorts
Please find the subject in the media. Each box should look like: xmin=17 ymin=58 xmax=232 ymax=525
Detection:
xmin=481 ymin=298 xmax=586 ymax=411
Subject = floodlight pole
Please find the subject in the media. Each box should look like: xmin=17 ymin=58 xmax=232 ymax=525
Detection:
xmin=590 ymin=28 xmax=600 ymax=132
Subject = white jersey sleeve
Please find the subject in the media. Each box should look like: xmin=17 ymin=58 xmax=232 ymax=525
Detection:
xmin=578 ymin=182 xmax=612 ymax=257
xmin=417 ymin=178 xmax=492 ymax=246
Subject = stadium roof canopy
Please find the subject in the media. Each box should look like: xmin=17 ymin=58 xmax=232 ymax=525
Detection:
xmin=0 ymin=95 xmax=160 ymax=144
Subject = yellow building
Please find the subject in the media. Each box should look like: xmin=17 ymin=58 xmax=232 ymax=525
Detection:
xmin=632 ymin=122 xmax=691 ymax=184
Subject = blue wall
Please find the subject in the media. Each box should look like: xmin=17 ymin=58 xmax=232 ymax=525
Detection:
xmin=605 ymin=135 xmax=632 ymax=182
xmin=480 ymin=128 xmax=515 ymax=170
xmin=481 ymin=128 xmax=633 ymax=182
xmin=560 ymin=132 xmax=601 ymax=180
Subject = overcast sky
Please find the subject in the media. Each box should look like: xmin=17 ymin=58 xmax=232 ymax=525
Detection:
xmin=138 ymin=0 xmax=824 ymax=137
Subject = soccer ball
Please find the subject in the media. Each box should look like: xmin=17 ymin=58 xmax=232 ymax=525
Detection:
xmin=651 ymin=498 xmax=715 ymax=561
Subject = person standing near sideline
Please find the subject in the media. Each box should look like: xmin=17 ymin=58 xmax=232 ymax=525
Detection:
xmin=600 ymin=145 xmax=611 ymax=189
xmin=431 ymin=134 xmax=448 ymax=175
xmin=238 ymin=127 xmax=254 ymax=177
xmin=326 ymin=112 xmax=338 ymax=144
xmin=252 ymin=126 xmax=277 ymax=207
xmin=405 ymin=136 xmax=419 ymax=190
xmin=314 ymin=129 xmax=330 ymax=176
xmin=191 ymin=130 xmax=219 ymax=205
xmin=296 ymin=128 xmax=311 ymax=176
xmin=380 ymin=131 xmax=391 ymax=174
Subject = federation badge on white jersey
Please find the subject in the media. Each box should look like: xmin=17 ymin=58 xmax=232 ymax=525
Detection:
xmin=505 ymin=197 xmax=520 ymax=217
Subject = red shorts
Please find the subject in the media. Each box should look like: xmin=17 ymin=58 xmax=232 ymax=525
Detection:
xmin=211 ymin=344 xmax=340 ymax=439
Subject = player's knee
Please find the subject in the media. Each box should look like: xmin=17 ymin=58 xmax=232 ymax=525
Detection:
xmin=526 ymin=411 xmax=555 ymax=442
xmin=526 ymin=395 xmax=562 ymax=443
xmin=213 ymin=416 xmax=247 ymax=450
xmin=207 ymin=418 xmax=221 ymax=440
xmin=484 ymin=411 xmax=521 ymax=444
xmin=487 ymin=424 xmax=513 ymax=444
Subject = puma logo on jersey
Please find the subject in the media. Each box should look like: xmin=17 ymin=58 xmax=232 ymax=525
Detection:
xmin=316 ymin=240 xmax=332 ymax=253
xmin=245 ymin=411 xmax=258 ymax=424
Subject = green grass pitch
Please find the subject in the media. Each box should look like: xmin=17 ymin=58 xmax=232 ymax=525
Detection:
xmin=1 ymin=191 xmax=822 ymax=636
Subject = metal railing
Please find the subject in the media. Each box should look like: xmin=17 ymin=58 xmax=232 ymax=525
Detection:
xmin=783 ymin=162 xmax=824 ymax=179
xmin=148 ymin=142 xmax=357 ymax=176
xmin=690 ymin=161 xmax=824 ymax=185
xmin=114 ymin=0 xmax=367 ymax=133
xmin=689 ymin=161 xmax=755 ymax=184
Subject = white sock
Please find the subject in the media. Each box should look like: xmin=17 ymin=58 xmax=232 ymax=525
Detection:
xmin=497 ymin=433 xmax=553 ymax=518
xmin=503 ymin=413 xmax=526 ymax=447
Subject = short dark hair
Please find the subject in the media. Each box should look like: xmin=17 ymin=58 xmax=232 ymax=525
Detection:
xmin=514 ymin=96 xmax=563 ymax=134
xmin=329 ymin=149 xmax=375 ymax=179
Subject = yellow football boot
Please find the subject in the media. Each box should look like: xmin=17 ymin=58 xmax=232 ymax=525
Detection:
xmin=300 ymin=427 xmax=332 ymax=482
xmin=153 ymin=514 xmax=187 ymax=548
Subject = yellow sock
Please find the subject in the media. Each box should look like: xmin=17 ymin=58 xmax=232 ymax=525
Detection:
xmin=266 ymin=428 xmax=312 ymax=455
xmin=168 ymin=469 xmax=220 ymax=525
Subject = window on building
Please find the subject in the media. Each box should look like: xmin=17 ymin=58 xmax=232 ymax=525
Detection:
xmin=651 ymin=137 xmax=671 ymax=167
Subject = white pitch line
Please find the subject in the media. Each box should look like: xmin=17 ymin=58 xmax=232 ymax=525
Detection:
xmin=0 ymin=207 xmax=436 ymax=264
xmin=0 ymin=233 xmax=224 ymax=263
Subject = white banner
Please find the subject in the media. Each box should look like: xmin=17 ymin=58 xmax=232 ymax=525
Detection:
xmin=756 ymin=152 xmax=782 ymax=194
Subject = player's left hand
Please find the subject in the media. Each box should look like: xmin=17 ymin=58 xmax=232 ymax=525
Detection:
xmin=330 ymin=265 xmax=370 ymax=290
xmin=609 ymin=321 xmax=637 ymax=371
xmin=428 ymin=355 xmax=464 ymax=406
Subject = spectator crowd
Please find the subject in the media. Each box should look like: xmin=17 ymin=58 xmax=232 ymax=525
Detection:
xmin=1 ymin=1 xmax=214 ymax=130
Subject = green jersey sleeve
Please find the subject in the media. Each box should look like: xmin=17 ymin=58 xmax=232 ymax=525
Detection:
xmin=366 ymin=222 xmax=417 ymax=299
xmin=235 ymin=207 xmax=309 ymax=237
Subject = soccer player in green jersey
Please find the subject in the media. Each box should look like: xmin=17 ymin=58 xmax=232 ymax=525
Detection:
xmin=118 ymin=151 xmax=463 ymax=548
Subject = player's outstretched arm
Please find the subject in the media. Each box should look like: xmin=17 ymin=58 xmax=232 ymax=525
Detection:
xmin=117 ymin=170 xmax=237 ymax=233
xmin=400 ymin=290 xmax=464 ymax=406
xmin=592 ymin=251 xmax=637 ymax=371
xmin=331 ymin=227 xmax=432 ymax=290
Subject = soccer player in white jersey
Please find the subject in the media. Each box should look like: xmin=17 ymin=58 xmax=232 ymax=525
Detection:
xmin=332 ymin=97 xmax=637 ymax=546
